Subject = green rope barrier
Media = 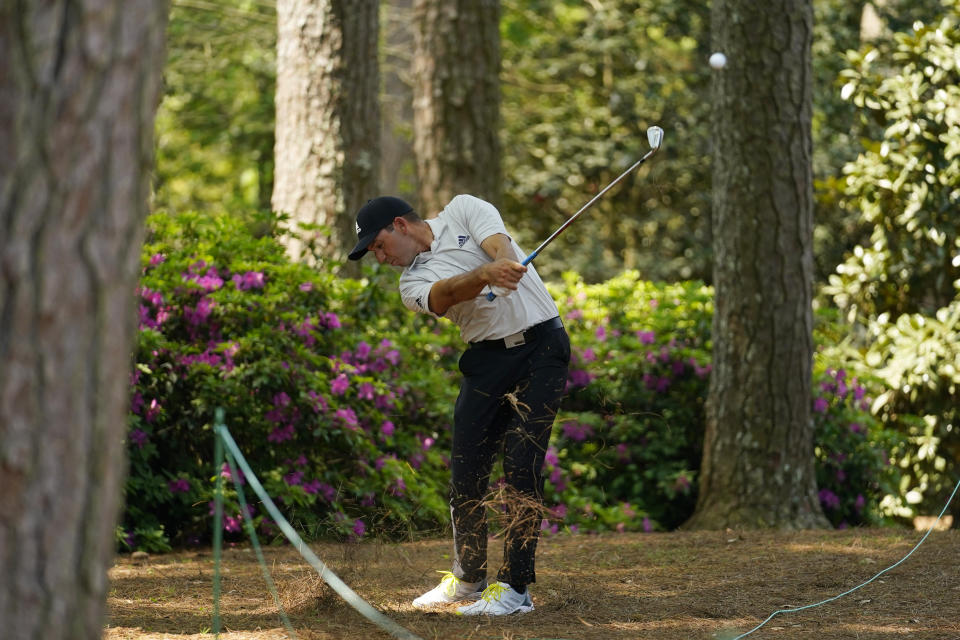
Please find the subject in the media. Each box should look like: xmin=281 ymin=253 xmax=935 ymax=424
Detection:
xmin=223 ymin=445 xmax=299 ymax=638
xmin=726 ymin=476 xmax=960 ymax=639
xmin=212 ymin=408 xmax=225 ymax=637
xmin=213 ymin=412 xmax=423 ymax=640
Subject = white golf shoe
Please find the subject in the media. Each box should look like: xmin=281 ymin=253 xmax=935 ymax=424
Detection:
xmin=455 ymin=582 xmax=534 ymax=616
xmin=412 ymin=571 xmax=486 ymax=609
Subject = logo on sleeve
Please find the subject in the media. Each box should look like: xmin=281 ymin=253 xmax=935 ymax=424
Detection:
xmin=415 ymin=295 xmax=425 ymax=310
xmin=457 ymin=235 xmax=469 ymax=248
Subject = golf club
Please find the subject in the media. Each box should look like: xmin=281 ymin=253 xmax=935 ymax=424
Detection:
xmin=487 ymin=125 xmax=665 ymax=300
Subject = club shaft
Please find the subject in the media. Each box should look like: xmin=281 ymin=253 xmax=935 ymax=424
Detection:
xmin=522 ymin=148 xmax=656 ymax=265
xmin=485 ymin=141 xmax=660 ymax=301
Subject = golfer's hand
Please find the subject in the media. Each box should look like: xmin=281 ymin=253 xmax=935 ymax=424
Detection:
xmin=485 ymin=258 xmax=526 ymax=290
xmin=490 ymin=285 xmax=512 ymax=298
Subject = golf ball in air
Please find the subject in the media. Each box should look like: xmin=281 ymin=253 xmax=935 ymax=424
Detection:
xmin=709 ymin=52 xmax=727 ymax=69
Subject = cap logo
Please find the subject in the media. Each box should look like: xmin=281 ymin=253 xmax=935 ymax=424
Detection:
xmin=356 ymin=221 xmax=362 ymax=235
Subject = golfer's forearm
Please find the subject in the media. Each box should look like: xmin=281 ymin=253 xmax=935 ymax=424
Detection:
xmin=428 ymin=234 xmax=524 ymax=315
xmin=428 ymin=268 xmax=492 ymax=315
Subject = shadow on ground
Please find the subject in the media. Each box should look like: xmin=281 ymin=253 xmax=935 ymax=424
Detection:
xmin=105 ymin=528 xmax=960 ymax=640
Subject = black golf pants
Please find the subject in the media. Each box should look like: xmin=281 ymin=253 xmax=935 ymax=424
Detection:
xmin=448 ymin=321 xmax=570 ymax=587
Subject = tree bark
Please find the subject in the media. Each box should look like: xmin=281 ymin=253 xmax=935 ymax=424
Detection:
xmin=380 ymin=0 xmax=417 ymax=203
xmin=0 ymin=2 xmax=168 ymax=638
xmin=685 ymin=0 xmax=829 ymax=530
xmin=273 ymin=0 xmax=380 ymax=271
xmin=412 ymin=0 xmax=501 ymax=216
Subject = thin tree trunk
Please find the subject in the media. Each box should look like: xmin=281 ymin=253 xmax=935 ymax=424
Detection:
xmin=273 ymin=0 xmax=380 ymax=272
xmin=0 ymin=2 xmax=168 ymax=638
xmin=685 ymin=0 xmax=829 ymax=530
xmin=412 ymin=0 xmax=501 ymax=216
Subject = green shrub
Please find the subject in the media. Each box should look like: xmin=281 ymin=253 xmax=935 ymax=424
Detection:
xmin=816 ymin=302 xmax=960 ymax=522
xmin=811 ymin=364 xmax=903 ymax=528
xmin=818 ymin=3 xmax=960 ymax=520
xmin=126 ymin=218 xmax=910 ymax=550
xmin=825 ymin=5 xmax=960 ymax=322
xmin=539 ymin=272 xmax=712 ymax=533
xmin=125 ymin=211 xmax=460 ymax=551
xmin=864 ymin=305 xmax=960 ymax=521
xmin=539 ymin=273 xmax=902 ymax=534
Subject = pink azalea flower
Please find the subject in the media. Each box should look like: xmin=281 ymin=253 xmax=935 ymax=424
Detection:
xmin=224 ymin=516 xmax=241 ymax=533
xmin=615 ymin=443 xmax=630 ymax=462
xmin=268 ymin=424 xmax=295 ymax=443
xmin=324 ymin=312 xmax=341 ymax=329
xmin=168 ymin=478 xmax=190 ymax=493
xmin=355 ymin=341 xmax=372 ymax=361
xmin=145 ymin=399 xmax=161 ymax=423
xmin=221 ymin=463 xmax=245 ymax=485
xmin=335 ymin=407 xmax=359 ymax=430
xmin=233 ymin=271 xmax=265 ymax=291
xmin=130 ymin=392 xmax=144 ymax=415
xmin=331 ymin=374 xmax=349 ymax=396
xmin=544 ymin=447 xmax=560 ymax=467
xmin=357 ymin=382 xmax=376 ymax=401
xmin=352 ymin=519 xmax=366 ymax=538
xmin=196 ymin=274 xmax=223 ymax=291
xmin=307 ymin=390 xmax=329 ymax=413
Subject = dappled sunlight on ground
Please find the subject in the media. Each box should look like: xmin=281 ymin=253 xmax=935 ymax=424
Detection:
xmin=105 ymin=529 xmax=960 ymax=640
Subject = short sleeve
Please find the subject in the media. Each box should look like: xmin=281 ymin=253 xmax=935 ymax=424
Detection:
xmin=447 ymin=195 xmax=509 ymax=244
xmin=399 ymin=271 xmax=442 ymax=318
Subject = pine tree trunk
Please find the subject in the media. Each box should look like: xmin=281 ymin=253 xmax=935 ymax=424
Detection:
xmin=412 ymin=0 xmax=501 ymax=216
xmin=685 ymin=0 xmax=829 ymax=530
xmin=381 ymin=0 xmax=417 ymax=203
xmin=273 ymin=0 xmax=380 ymax=269
xmin=0 ymin=2 xmax=168 ymax=638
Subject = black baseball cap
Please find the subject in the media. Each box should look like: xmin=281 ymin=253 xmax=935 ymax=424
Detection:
xmin=348 ymin=196 xmax=414 ymax=260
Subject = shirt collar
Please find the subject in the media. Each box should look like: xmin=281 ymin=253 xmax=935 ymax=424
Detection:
xmin=409 ymin=216 xmax=446 ymax=268
xmin=425 ymin=215 xmax=446 ymax=252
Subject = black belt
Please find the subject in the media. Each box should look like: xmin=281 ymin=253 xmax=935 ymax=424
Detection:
xmin=470 ymin=316 xmax=564 ymax=349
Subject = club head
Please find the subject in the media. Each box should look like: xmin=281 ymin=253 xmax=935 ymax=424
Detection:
xmin=647 ymin=126 xmax=664 ymax=151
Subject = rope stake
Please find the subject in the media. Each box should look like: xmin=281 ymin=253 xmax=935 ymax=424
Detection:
xmin=223 ymin=444 xmax=299 ymax=638
xmin=212 ymin=416 xmax=224 ymax=636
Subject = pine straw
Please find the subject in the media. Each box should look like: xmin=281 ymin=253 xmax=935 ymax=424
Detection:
xmin=106 ymin=528 xmax=960 ymax=640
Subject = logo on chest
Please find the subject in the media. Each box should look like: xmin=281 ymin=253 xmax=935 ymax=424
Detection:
xmin=457 ymin=235 xmax=469 ymax=248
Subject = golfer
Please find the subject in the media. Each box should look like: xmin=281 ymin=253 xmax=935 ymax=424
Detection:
xmin=348 ymin=194 xmax=570 ymax=616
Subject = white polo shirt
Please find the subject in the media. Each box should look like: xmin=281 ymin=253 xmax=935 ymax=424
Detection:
xmin=399 ymin=195 xmax=559 ymax=343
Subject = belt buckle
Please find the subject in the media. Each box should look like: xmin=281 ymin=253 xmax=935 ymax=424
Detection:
xmin=504 ymin=331 xmax=526 ymax=348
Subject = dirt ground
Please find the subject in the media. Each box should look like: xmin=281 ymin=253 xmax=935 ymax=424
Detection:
xmin=105 ymin=528 xmax=960 ymax=640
